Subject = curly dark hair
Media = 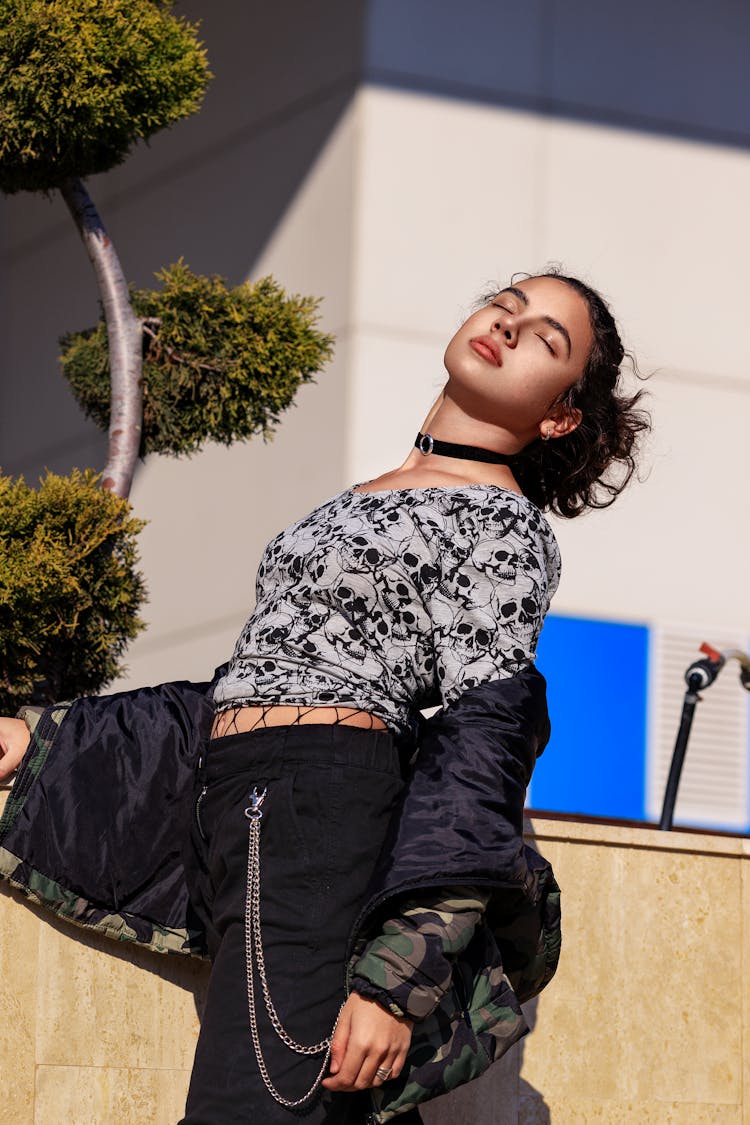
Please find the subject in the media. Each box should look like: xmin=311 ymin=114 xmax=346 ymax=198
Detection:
xmin=501 ymin=268 xmax=651 ymax=519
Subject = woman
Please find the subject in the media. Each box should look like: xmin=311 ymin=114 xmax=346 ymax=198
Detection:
xmin=0 ymin=270 xmax=648 ymax=1123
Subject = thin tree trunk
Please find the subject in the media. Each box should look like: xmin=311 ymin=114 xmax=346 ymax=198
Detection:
xmin=60 ymin=177 xmax=142 ymax=499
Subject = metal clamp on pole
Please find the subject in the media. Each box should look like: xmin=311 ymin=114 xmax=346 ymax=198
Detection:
xmin=659 ymin=642 xmax=750 ymax=831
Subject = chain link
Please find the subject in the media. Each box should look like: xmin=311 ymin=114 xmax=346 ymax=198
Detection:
xmin=244 ymin=786 xmax=344 ymax=1108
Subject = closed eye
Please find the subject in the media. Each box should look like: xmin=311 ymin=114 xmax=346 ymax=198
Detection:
xmin=537 ymin=335 xmax=555 ymax=356
xmin=492 ymin=302 xmax=513 ymax=314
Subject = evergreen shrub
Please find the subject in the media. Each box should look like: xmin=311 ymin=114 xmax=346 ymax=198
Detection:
xmin=61 ymin=261 xmax=335 ymax=456
xmin=0 ymin=469 xmax=146 ymax=711
xmin=0 ymin=0 xmax=210 ymax=193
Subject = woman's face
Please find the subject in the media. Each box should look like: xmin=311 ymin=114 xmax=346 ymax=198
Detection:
xmin=443 ymin=275 xmax=594 ymax=447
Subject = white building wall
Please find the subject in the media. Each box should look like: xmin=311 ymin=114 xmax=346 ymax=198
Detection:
xmin=346 ymin=86 xmax=750 ymax=634
xmin=2 ymin=4 xmax=748 ymax=825
xmin=0 ymin=3 xmax=367 ymax=692
xmin=108 ymin=102 xmax=363 ymax=688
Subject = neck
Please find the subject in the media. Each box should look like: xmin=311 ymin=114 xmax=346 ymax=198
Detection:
xmin=386 ymin=388 xmax=527 ymax=489
xmin=421 ymin=395 xmax=524 ymax=455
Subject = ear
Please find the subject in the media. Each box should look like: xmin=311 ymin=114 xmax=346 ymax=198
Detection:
xmin=539 ymin=406 xmax=582 ymax=441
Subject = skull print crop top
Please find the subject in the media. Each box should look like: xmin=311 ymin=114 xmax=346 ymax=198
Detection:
xmin=212 ymin=483 xmax=561 ymax=741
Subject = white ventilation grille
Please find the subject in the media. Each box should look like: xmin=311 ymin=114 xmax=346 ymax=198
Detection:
xmin=647 ymin=626 xmax=749 ymax=830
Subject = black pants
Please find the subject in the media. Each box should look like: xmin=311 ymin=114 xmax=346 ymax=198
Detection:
xmin=180 ymin=723 xmax=421 ymax=1124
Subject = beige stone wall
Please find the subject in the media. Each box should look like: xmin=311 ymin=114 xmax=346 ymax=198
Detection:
xmin=1 ymin=815 xmax=747 ymax=1124
xmin=0 ymin=883 xmax=209 ymax=1124
xmin=516 ymin=818 xmax=750 ymax=1124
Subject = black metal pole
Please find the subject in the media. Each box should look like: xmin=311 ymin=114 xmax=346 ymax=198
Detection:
xmin=658 ymin=673 xmax=703 ymax=831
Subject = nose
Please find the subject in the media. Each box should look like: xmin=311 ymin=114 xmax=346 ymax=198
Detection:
xmin=492 ymin=317 xmax=516 ymax=346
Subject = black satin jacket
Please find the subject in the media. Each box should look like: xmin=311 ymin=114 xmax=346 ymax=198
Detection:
xmin=0 ymin=666 xmax=561 ymax=1123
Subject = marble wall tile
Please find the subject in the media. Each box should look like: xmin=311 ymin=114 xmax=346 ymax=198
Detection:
xmin=1 ymin=816 xmax=746 ymax=1124
xmin=35 ymin=918 xmax=208 ymax=1071
xmin=519 ymin=1095 xmax=742 ymax=1124
xmin=34 ymin=1064 xmax=191 ymax=1125
xmin=0 ymin=889 xmax=39 ymax=1125
xmin=521 ymin=828 xmax=744 ymax=1107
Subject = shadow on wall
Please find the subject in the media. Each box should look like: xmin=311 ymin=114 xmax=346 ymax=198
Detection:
xmin=422 ymin=821 xmax=554 ymax=1124
xmin=0 ymin=0 xmax=367 ymax=481
xmin=0 ymin=879 xmax=210 ymax=998
xmin=365 ymin=0 xmax=750 ymax=149
xmin=514 ymin=819 xmax=553 ymax=1125
xmin=5 ymin=0 xmax=747 ymax=482
xmin=517 ymin=996 xmax=552 ymax=1125
xmin=0 ymin=779 xmax=555 ymax=1123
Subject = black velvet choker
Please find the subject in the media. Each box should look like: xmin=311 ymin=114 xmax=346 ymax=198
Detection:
xmin=414 ymin=432 xmax=516 ymax=465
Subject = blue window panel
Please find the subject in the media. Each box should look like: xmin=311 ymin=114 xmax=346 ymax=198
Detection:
xmin=530 ymin=615 xmax=649 ymax=820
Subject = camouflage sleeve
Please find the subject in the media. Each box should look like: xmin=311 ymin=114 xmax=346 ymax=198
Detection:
xmin=351 ymin=885 xmax=490 ymax=1021
xmin=15 ymin=705 xmax=46 ymax=739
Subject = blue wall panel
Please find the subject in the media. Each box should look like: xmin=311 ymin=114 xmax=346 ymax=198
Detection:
xmin=530 ymin=615 xmax=649 ymax=820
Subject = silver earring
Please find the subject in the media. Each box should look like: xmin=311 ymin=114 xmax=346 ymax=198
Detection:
xmin=541 ymin=426 xmax=554 ymax=442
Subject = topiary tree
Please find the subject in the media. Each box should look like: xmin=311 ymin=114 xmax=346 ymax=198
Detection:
xmin=0 ymin=0 xmax=213 ymax=497
xmin=61 ymin=263 xmax=333 ymax=456
xmin=0 ymin=0 xmax=334 ymax=704
xmin=0 ymin=470 xmax=145 ymax=712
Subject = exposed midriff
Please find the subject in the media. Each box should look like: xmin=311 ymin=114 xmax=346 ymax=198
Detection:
xmin=210 ymin=703 xmax=388 ymax=740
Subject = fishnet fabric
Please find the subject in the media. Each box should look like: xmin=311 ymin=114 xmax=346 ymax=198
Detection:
xmin=211 ymin=704 xmax=386 ymax=740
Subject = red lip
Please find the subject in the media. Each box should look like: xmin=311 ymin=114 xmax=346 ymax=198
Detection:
xmin=470 ymin=335 xmax=502 ymax=366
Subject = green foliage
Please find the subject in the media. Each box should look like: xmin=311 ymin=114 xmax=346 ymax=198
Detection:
xmin=0 ymin=469 xmax=147 ymax=711
xmin=61 ymin=261 xmax=336 ymax=456
xmin=0 ymin=0 xmax=210 ymax=194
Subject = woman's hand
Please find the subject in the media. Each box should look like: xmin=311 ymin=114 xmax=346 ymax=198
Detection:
xmin=0 ymin=718 xmax=31 ymax=781
xmin=322 ymin=992 xmax=413 ymax=1093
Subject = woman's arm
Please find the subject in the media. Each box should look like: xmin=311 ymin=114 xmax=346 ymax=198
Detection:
xmin=323 ymin=888 xmax=489 ymax=1090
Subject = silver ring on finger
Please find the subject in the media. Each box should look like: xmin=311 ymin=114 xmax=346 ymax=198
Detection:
xmin=375 ymin=1066 xmax=392 ymax=1082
